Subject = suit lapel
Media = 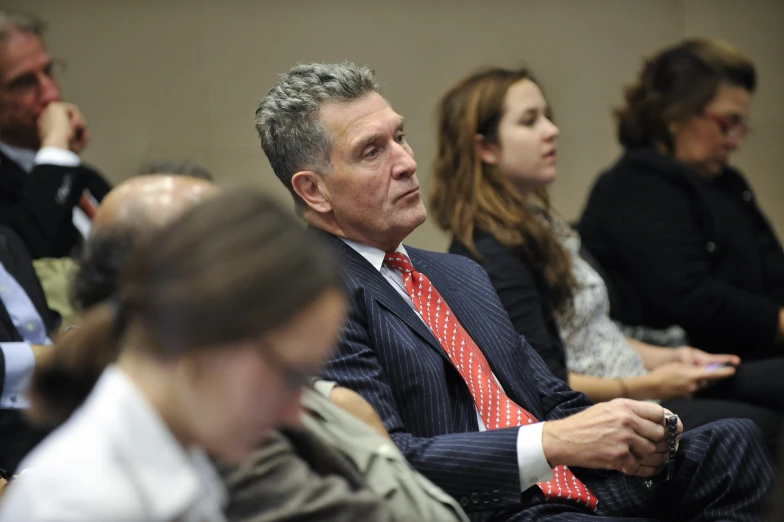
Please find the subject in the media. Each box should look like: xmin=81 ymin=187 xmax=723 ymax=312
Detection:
xmin=0 ymin=149 xmax=27 ymax=194
xmin=312 ymin=229 xmax=454 ymax=366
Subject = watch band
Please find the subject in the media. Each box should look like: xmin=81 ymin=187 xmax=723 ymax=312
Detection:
xmin=645 ymin=412 xmax=679 ymax=490
xmin=664 ymin=412 xmax=678 ymax=481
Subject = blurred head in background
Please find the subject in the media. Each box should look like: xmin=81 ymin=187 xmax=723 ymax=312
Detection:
xmin=70 ymin=174 xmax=219 ymax=312
xmin=34 ymin=181 xmax=346 ymax=462
xmin=138 ymin=160 xmax=214 ymax=181
xmin=616 ymin=38 xmax=756 ymax=178
xmin=0 ymin=10 xmax=61 ymax=149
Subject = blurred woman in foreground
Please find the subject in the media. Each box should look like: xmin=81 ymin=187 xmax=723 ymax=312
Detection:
xmin=0 ymin=190 xmax=345 ymax=521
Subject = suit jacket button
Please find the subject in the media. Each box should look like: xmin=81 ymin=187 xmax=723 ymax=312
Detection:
xmin=491 ymin=490 xmax=501 ymax=502
xmin=459 ymin=496 xmax=469 ymax=507
xmin=470 ymin=492 xmax=480 ymax=504
xmin=705 ymin=241 xmax=717 ymax=253
xmin=743 ymin=190 xmax=752 ymax=202
xmin=482 ymin=492 xmax=491 ymax=504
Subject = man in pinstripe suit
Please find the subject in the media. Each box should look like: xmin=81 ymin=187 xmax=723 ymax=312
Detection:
xmin=254 ymin=62 xmax=774 ymax=521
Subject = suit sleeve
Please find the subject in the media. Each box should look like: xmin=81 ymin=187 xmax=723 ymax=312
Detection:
xmin=473 ymin=236 xmax=569 ymax=381
xmin=582 ymin=174 xmax=780 ymax=350
xmin=321 ymin=296 xmax=525 ymax=512
xmin=221 ymin=432 xmax=401 ymax=522
xmin=0 ymin=163 xmax=90 ymax=259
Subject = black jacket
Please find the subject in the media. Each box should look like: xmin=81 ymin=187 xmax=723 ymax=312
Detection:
xmin=0 ymin=226 xmax=58 ymax=472
xmin=0 ymin=149 xmax=111 ymax=259
xmin=449 ymin=231 xmax=569 ymax=382
xmin=579 ymin=147 xmax=784 ymax=358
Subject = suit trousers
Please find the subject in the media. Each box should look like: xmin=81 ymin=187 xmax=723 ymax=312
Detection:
xmin=486 ymin=419 xmax=773 ymax=522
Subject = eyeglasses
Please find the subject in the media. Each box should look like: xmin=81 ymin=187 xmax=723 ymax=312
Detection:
xmin=702 ymin=112 xmax=750 ymax=139
xmin=2 ymin=58 xmax=67 ymax=95
xmin=256 ymin=341 xmax=316 ymax=392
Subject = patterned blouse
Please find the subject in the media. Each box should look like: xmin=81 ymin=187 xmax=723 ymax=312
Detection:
xmin=547 ymin=217 xmax=649 ymax=380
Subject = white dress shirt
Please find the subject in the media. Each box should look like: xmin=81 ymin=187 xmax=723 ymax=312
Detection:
xmin=0 ymin=365 xmax=227 ymax=522
xmin=341 ymin=239 xmax=553 ymax=492
xmin=0 ymin=259 xmax=53 ymax=409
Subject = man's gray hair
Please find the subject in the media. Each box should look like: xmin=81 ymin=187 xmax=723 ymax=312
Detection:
xmin=254 ymin=61 xmax=380 ymax=210
xmin=0 ymin=10 xmax=45 ymax=41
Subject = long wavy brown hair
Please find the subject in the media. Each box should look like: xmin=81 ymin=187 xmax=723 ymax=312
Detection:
xmin=430 ymin=67 xmax=576 ymax=313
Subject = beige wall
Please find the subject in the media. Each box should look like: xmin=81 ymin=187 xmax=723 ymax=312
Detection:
xmin=7 ymin=0 xmax=783 ymax=251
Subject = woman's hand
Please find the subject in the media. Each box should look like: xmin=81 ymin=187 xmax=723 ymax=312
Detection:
xmin=648 ymin=362 xmax=735 ymax=400
xmin=672 ymin=346 xmax=740 ymax=367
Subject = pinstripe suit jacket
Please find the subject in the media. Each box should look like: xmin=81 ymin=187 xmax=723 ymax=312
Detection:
xmin=318 ymin=231 xmax=593 ymax=516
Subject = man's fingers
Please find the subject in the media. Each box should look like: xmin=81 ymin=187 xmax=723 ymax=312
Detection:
xmin=626 ymin=413 xmax=666 ymax=442
xmin=648 ymin=440 xmax=669 ymax=454
xmin=638 ymin=452 xmax=668 ymax=468
xmin=626 ymin=400 xmax=667 ymax=424
xmin=627 ymin=432 xmax=658 ymax=457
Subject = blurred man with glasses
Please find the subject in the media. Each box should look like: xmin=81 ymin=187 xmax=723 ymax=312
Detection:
xmin=0 ymin=9 xmax=110 ymax=260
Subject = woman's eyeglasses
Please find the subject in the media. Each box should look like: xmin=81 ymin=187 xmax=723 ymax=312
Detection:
xmin=702 ymin=112 xmax=750 ymax=139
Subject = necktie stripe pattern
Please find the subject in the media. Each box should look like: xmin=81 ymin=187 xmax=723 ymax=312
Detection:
xmin=384 ymin=252 xmax=597 ymax=512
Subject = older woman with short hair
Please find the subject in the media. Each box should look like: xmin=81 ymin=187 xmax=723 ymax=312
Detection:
xmin=580 ymin=39 xmax=784 ymax=363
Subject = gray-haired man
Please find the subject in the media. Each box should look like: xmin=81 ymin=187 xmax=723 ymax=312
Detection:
xmin=254 ymin=61 xmax=773 ymax=521
xmin=0 ymin=9 xmax=111 ymax=259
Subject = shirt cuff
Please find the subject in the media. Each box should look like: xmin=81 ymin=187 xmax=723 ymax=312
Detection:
xmin=516 ymin=421 xmax=554 ymax=492
xmin=0 ymin=342 xmax=35 ymax=409
xmin=312 ymin=379 xmax=338 ymax=398
xmin=34 ymin=147 xmax=80 ymax=167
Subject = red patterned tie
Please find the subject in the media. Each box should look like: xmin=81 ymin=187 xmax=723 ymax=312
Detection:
xmin=384 ymin=252 xmax=598 ymax=511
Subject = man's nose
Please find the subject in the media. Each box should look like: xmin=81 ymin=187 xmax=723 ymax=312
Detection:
xmin=38 ymin=74 xmax=62 ymax=105
xmin=391 ymin=143 xmax=417 ymax=180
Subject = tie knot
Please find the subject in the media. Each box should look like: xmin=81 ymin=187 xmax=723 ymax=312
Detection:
xmin=384 ymin=252 xmax=415 ymax=274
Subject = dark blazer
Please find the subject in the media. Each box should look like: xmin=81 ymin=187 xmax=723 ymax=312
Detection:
xmin=0 ymin=149 xmax=111 ymax=259
xmin=316 ymin=231 xmax=591 ymax=517
xmin=0 ymin=226 xmax=60 ymax=381
xmin=0 ymin=226 xmax=57 ymax=472
xmin=580 ymin=147 xmax=784 ymax=357
xmin=449 ymin=231 xmax=568 ymax=382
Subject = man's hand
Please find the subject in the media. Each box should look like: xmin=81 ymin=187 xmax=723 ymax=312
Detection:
xmin=672 ymin=346 xmax=740 ymax=367
xmin=38 ymin=102 xmax=90 ymax=154
xmin=542 ymin=399 xmax=682 ymax=477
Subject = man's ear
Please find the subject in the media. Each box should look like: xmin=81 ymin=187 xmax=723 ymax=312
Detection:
xmin=474 ymin=134 xmax=499 ymax=166
xmin=292 ymin=171 xmax=332 ymax=214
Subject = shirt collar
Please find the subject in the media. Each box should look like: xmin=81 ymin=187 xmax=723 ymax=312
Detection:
xmin=0 ymin=142 xmax=36 ymax=173
xmin=340 ymin=238 xmax=409 ymax=272
xmin=93 ymin=365 xmax=227 ymax=519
